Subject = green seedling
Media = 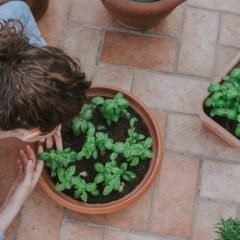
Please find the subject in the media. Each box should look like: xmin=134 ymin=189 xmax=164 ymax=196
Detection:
xmin=99 ymin=92 xmax=130 ymax=125
xmin=215 ymin=217 xmax=240 ymax=240
xmin=38 ymin=148 xmax=78 ymax=177
xmin=205 ymin=67 xmax=240 ymax=138
xmin=55 ymin=165 xmax=76 ymax=191
xmin=72 ymin=177 xmax=99 ymax=202
xmin=95 ymin=132 xmax=113 ymax=152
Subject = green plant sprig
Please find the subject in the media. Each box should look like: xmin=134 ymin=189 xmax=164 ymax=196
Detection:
xmin=215 ymin=217 xmax=240 ymax=240
xmin=205 ymin=67 xmax=240 ymax=137
xmin=37 ymin=148 xmax=78 ymax=177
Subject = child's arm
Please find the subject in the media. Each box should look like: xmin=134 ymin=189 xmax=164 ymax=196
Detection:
xmin=0 ymin=145 xmax=44 ymax=235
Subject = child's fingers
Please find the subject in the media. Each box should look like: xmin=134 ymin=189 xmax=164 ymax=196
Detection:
xmin=37 ymin=142 xmax=44 ymax=153
xmin=46 ymin=136 xmax=53 ymax=149
xmin=17 ymin=159 xmax=23 ymax=174
xmin=20 ymin=150 xmax=28 ymax=167
xmin=23 ymin=160 xmax=34 ymax=187
xmin=25 ymin=145 xmax=36 ymax=164
xmin=32 ymin=160 xmax=44 ymax=187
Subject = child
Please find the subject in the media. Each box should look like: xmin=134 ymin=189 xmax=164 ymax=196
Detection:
xmin=0 ymin=1 xmax=91 ymax=238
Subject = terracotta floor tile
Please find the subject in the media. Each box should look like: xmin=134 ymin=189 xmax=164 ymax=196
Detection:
xmin=105 ymin=229 xmax=166 ymax=240
xmin=101 ymin=31 xmax=177 ymax=72
xmin=59 ymin=221 xmax=103 ymax=240
xmin=148 ymin=4 xmax=184 ymax=38
xmin=214 ymin=46 xmax=239 ymax=78
xmin=193 ymin=199 xmax=236 ymax=240
xmin=150 ymin=153 xmax=200 ymax=238
xmin=17 ymin=187 xmax=64 ymax=240
xmin=70 ymin=0 xmax=118 ymax=27
xmin=63 ymin=25 xmax=102 ymax=78
xmin=201 ymin=160 xmax=240 ymax=203
xmin=38 ymin=0 xmax=71 ymax=47
xmin=5 ymin=214 xmax=20 ymax=240
xmin=188 ymin=0 xmax=240 ymax=15
xmin=132 ymin=71 xmax=209 ymax=114
xmin=152 ymin=111 xmax=167 ymax=140
xmin=67 ymin=188 xmax=153 ymax=231
xmin=92 ymin=63 xmax=134 ymax=91
xmin=0 ymin=139 xmax=27 ymax=206
xmin=178 ymin=7 xmax=219 ymax=78
xmin=166 ymin=113 xmax=240 ymax=161
xmin=219 ymin=14 xmax=240 ymax=48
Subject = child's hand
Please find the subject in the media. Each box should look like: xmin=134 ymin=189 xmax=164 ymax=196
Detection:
xmin=44 ymin=125 xmax=63 ymax=150
xmin=0 ymin=145 xmax=44 ymax=232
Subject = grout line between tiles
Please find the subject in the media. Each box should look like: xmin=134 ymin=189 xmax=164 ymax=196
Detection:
xmin=189 ymin=158 xmax=204 ymax=240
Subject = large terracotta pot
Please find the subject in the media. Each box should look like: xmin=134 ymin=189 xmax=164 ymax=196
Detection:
xmin=101 ymin=0 xmax=186 ymax=30
xmin=39 ymin=85 xmax=164 ymax=214
xmin=199 ymin=52 xmax=240 ymax=147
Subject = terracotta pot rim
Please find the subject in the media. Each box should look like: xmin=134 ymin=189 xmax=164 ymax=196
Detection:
xmin=101 ymin=0 xmax=186 ymax=15
xmin=39 ymin=84 xmax=164 ymax=214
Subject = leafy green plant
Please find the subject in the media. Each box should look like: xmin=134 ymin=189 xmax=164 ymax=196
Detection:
xmin=99 ymin=92 xmax=130 ymax=125
xmin=215 ymin=217 xmax=240 ymax=240
xmin=38 ymin=148 xmax=78 ymax=177
xmin=205 ymin=67 xmax=240 ymax=137
xmin=55 ymin=166 xmax=76 ymax=191
xmin=95 ymin=132 xmax=113 ymax=153
xmin=72 ymin=177 xmax=99 ymax=202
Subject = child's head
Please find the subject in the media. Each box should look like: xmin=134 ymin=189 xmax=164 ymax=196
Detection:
xmin=0 ymin=19 xmax=91 ymax=134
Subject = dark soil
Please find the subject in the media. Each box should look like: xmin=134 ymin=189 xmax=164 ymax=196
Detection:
xmin=204 ymin=105 xmax=238 ymax=138
xmin=47 ymin=100 xmax=151 ymax=204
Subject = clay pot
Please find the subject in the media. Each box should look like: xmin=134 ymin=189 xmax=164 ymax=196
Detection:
xmin=39 ymin=85 xmax=163 ymax=214
xmin=26 ymin=0 xmax=49 ymax=21
xmin=199 ymin=52 xmax=240 ymax=147
xmin=101 ymin=0 xmax=186 ymax=30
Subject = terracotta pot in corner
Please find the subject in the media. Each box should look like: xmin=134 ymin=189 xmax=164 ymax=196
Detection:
xmin=39 ymin=85 xmax=164 ymax=214
xmin=199 ymin=52 xmax=240 ymax=147
xmin=100 ymin=0 xmax=186 ymax=30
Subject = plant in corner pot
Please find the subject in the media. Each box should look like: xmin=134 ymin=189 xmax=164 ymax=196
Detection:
xmin=204 ymin=68 xmax=240 ymax=138
xmin=214 ymin=216 xmax=240 ymax=240
xmin=38 ymin=92 xmax=154 ymax=204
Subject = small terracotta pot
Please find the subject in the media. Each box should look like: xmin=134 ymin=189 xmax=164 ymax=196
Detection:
xmin=26 ymin=0 xmax=49 ymax=21
xmin=39 ymin=85 xmax=164 ymax=214
xmin=199 ymin=52 xmax=240 ymax=147
xmin=101 ymin=0 xmax=186 ymax=30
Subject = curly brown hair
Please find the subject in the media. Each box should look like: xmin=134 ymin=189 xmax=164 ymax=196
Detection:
xmin=0 ymin=19 xmax=91 ymax=132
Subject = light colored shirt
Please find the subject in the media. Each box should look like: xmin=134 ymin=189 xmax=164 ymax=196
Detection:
xmin=0 ymin=0 xmax=46 ymax=46
xmin=0 ymin=230 xmax=4 ymax=240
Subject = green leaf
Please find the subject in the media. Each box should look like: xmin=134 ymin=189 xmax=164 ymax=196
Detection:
xmin=105 ymin=139 xmax=113 ymax=150
xmin=222 ymin=75 xmax=230 ymax=81
xmin=94 ymin=173 xmax=104 ymax=184
xmin=125 ymin=171 xmax=136 ymax=179
xmin=112 ymin=142 xmax=125 ymax=154
xmin=79 ymin=171 xmax=88 ymax=177
xmin=227 ymin=109 xmax=237 ymax=120
xmin=226 ymin=89 xmax=238 ymax=100
xmin=86 ymin=182 xmax=97 ymax=192
xmin=120 ymin=162 xmax=128 ymax=171
xmin=144 ymin=138 xmax=152 ymax=148
xmin=66 ymin=166 xmax=76 ymax=179
xmin=55 ymin=183 xmax=65 ymax=192
xmin=234 ymin=124 xmax=240 ymax=137
xmin=80 ymin=192 xmax=88 ymax=202
xmin=208 ymin=83 xmax=221 ymax=93
xmin=103 ymin=185 xmax=113 ymax=196
xmin=80 ymin=120 xmax=88 ymax=133
xmin=122 ymin=174 xmax=131 ymax=181
xmin=91 ymin=189 xmax=100 ymax=196
xmin=110 ymin=152 xmax=118 ymax=161
xmin=94 ymin=163 xmax=104 ymax=172
xmin=230 ymin=68 xmax=240 ymax=80
xmin=91 ymin=96 xmax=105 ymax=105
xmin=130 ymin=117 xmax=138 ymax=127
xmin=130 ymin=158 xmax=139 ymax=167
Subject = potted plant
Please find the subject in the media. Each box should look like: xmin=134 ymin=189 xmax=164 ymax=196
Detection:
xmin=100 ymin=0 xmax=186 ymax=30
xmin=38 ymin=85 xmax=163 ymax=214
xmin=215 ymin=217 xmax=240 ymax=240
xmin=199 ymin=52 xmax=240 ymax=147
